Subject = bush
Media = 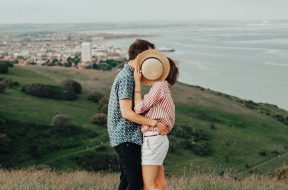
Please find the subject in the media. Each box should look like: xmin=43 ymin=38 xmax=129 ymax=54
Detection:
xmin=170 ymin=125 xmax=210 ymax=141
xmin=91 ymin=113 xmax=107 ymax=126
xmin=0 ymin=78 xmax=19 ymax=88
xmin=0 ymin=81 xmax=7 ymax=93
xmin=61 ymin=79 xmax=82 ymax=94
xmin=0 ymin=61 xmax=14 ymax=67
xmin=183 ymin=140 xmax=211 ymax=156
xmin=97 ymin=96 xmax=109 ymax=114
xmin=75 ymin=151 xmax=118 ymax=171
xmin=51 ymin=114 xmax=71 ymax=135
xmin=99 ymin=97 xmax=109 ymax=106
xmin=29 ymin=144 xmax=42 ymax=159
xmin=88 ymin=91 xmax=104 ymax=103
xmin=169 ymin=124 xmax=212 ymax=156
xmin=0 ymin=118 xmax=7 ymax=127
xmin=100 ymin=104 xmax=108 ymax=114
xmin=259 ymin=151 xmax=267 ymax=156
xmin=0 ymin=63 xmax=8 ymax=74
xmin=21 ymin=83 xmax=77 ymax=100
xmin=244 ymin=100 xmax=258 ymax=109
xmin=0 ymin=132 xmax=11 ymax=154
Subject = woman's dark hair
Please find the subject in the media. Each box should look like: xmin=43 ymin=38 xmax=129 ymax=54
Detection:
xmin=128 ymin=39 xmax=155 ymax=61
xmin=166 ymin=57 xmax=179 ymax=86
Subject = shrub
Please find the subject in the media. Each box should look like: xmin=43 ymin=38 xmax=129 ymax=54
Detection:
xmin=191 ymin=141 xmax=211 ymax=156
xmin=180 ymin=139 xmax=211 ymax=156
xmin=61 ymin=79 xmax=82 ymax=94
xmin=209 ymin=123 xmax=216 ymax=129
xmin=21 ymin=83 xmax=77 ymax=100
xmin=0 ymin=118 xmax=6 ymax=127
xmin=100 ymin=104 xmax=108 ymax=114
xmin=75 ymin=151 xmax=118 ymax=171
xmin=99 ymin=97 xmax=109 ymax=107
xmin=169 ymin=124 xmax=212 ymax=156
xmin=244 ymin=100 xmax=258 ymax=109
xmin=0 ymin=78 xmax=19 ymax=88
xmin=0 ymin=133 xmax=11 ymax=154
xmin=273 ymin=114 xmax=288 ymax=126
xmin=88 ymin=91 xmax=104 ymax=103
xmin=170 ymin=127 xmax=191 ymax=139
xmin=171 ymin=125 xmax=210 ymax=141
xmin=259 ymin=151 xmax=267 ymax=156
xmin=51 ymin=114 xmax=71 ymax=135
xmin=29 ymin=144 xmax=42 ymax=159
xmin=0 ymin=63 xmax=8 ymax=74
xmin=99 ymin=97 xmax=109 ymax=113
xmin=0 ymin=61 xmax=14 ymax=67
xmin=272 ymin=150 xmax=280 ymax=155
xmin=0 ymin=81 xmax=7 ymax=93
xmin=91 ymin=113 xmax=107 ymax=126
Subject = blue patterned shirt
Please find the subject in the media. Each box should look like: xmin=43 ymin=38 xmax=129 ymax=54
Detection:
xmin=107 ymin=64 xmax=143 ymax=147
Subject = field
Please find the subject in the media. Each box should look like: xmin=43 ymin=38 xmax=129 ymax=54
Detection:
xmin=1 ymin=64 xmax=288 ymax=177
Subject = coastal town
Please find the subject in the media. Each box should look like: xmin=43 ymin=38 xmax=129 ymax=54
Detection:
xmin=0 ymin=31 xmax=141 ymax=69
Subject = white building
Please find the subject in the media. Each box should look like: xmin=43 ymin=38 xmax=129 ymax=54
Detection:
xmin=81 ymin=42 xmax=92 ymax=62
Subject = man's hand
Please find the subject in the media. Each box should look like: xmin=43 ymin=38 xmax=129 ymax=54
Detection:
xmin=134 ymin=63 xmax=142 ymax=83
xmin=155 ymin=122 xmax=170 ymax=135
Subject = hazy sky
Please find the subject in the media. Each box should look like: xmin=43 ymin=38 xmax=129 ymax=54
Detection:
xmin=0 ymin=0 xmax=287 ymax=23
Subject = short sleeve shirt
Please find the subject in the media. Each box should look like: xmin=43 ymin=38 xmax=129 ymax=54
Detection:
xmin=107 ymin=64 xmax=142 ymax=147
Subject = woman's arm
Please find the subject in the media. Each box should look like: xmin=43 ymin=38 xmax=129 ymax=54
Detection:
xmin=120 ymin=99 xmax=170 ymax=135
xmin=134 ymin=64 xmax=143 ymax=107
xmin=133 ymin=64 xmax=164 ymax=114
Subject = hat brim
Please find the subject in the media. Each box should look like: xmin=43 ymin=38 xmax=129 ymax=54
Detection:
xmin=136 ymin=49 xmax=170 ymax=86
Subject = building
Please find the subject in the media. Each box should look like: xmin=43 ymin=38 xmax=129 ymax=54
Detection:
xmin=81 ymin=42 xmax=92 ymax=63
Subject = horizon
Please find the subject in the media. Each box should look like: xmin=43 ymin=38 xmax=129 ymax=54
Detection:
xmin=0 ymin=18 xmax=288 ymax=25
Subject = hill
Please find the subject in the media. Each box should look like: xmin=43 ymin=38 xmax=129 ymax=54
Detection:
xmin=1 ymin=64 xmax=288 ymax=176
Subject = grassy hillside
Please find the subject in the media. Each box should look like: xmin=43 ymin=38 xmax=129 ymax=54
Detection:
xmin=1 ymin=64 xmax=288 ymax=176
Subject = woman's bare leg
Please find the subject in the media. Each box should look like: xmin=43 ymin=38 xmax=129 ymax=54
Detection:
xmin=155 ymin=165 xmax=169 ymax=190
xmin=142 ymin=165 xmax=159 ymax=190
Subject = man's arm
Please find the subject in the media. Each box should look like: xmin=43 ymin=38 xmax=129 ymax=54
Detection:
xmin=120 ymin=99 xmax=169 ymax=134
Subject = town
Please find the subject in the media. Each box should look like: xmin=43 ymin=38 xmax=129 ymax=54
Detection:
xmin=0 ymin=31 xmax=143 ymax=70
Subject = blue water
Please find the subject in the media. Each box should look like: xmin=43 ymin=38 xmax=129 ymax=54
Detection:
xmin=102 ymin=23 xmax=288 ymax=110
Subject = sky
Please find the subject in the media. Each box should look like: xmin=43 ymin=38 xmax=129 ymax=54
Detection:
xmin=0 ymin=0 xmax=288 ymax=24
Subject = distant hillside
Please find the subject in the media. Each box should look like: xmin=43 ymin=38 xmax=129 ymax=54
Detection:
xmin=1 ymin=64 xmax=288 ymax=175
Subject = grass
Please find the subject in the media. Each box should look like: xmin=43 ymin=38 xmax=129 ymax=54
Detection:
xmin=0 ymin=169 xmax=287 ymax=190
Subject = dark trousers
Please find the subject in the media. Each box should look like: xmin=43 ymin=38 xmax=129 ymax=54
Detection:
xmin=114 ymin=142 xmax=143 ymax=190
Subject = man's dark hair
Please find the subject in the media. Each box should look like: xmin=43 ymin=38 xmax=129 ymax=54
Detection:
xmin=128 ymin=39 xmax=155 ymax=61
xmin=166 ymin=57 xmax=179 ymax=86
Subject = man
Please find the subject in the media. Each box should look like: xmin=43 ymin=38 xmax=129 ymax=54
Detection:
xmin=107 ymin=39 xmax=169 ymax=190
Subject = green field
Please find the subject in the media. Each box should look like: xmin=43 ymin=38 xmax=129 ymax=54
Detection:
xmin=1 ymin=65 xmax=288 ymax=176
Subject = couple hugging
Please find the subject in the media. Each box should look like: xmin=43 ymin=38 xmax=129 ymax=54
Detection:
xmin=107 ymin=39 xmax=179 ymax=190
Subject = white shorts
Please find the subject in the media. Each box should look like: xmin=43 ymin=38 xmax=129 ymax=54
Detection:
xmin=141 ymin=131 xmax=169 ymax=165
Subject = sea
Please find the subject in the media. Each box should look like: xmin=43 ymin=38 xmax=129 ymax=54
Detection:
xmin=101 ymin=21 xmax=288 ymax=110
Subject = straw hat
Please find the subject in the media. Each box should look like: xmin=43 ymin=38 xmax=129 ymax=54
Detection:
xmin=135 ymin=49 xmax=170 ymax=86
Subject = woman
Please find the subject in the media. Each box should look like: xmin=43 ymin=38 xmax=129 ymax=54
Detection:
xmin=134 ymin=57 xmax=179 ymax=190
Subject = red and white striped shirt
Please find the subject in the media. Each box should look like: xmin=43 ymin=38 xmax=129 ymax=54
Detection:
xmin=135 ymin=80 xmax=175 ymax=133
